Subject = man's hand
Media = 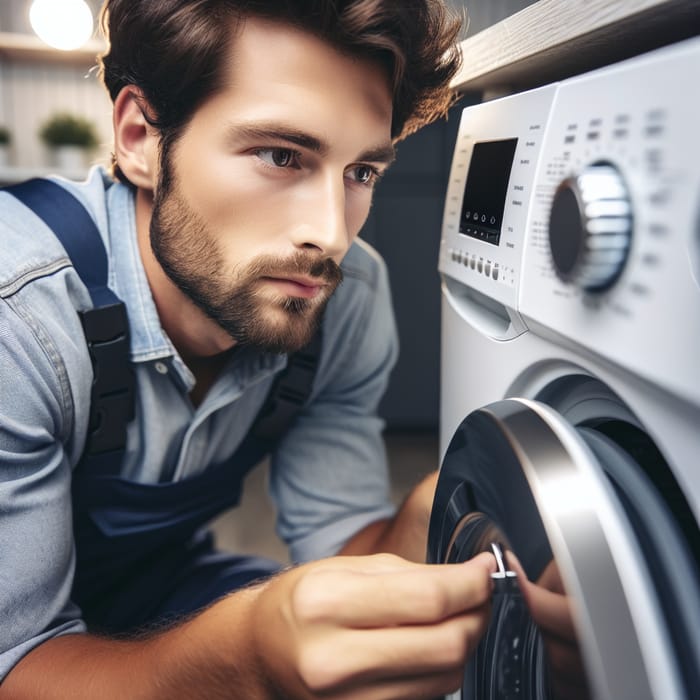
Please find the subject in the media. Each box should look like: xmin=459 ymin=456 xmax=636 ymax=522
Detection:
xmin=252 ymin=551 xmax=496 ymax=699
xmin=2 ymin=552 xmax=494 ymax=700
xmin=509 ymin=556 xmax=591 ymax=700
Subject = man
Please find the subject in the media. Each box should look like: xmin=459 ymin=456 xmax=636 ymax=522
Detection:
xmin=0 ymin=1 xmax=496 ymax=697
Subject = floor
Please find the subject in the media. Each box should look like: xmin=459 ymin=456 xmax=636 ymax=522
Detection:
xmin=211 ymin=429 xmax=440 ymax=564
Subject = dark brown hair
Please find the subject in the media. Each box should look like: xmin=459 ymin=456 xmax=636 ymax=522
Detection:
xmin=99 ymin=0 xmax=463 ymax=183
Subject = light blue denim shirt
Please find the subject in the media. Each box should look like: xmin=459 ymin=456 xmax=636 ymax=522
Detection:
xmin=0 ymin=167 xmax=398 ymax=679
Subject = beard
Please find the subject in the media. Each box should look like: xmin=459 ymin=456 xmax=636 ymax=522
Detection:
xmin=149 ymin=173 xmax=343 ymax=355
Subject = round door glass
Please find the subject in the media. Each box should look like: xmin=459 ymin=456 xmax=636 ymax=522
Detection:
xmin=446 ymin=513 xmax=563 ymax=699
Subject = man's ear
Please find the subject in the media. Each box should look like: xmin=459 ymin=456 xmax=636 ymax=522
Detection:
xmin=113 ymin=86 xmax=159 ymax=190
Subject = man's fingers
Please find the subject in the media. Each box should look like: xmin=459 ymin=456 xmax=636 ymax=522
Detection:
xmin=255 ymin=553 xmax=496 ymax=700
xmin=506 ymin=553 xmax=577 ymax=640
xmin=292 ymin=552 xmax=496 ymax=628
xmin=542 ymin=634 xmax=588 ymax=682
xmin=296 ymin=611 xmax=489 ymax=694
xmin=524 ymin=582 xmax=578 ymax=640
xmin=332 ymin=667 xmax=465 ymax=700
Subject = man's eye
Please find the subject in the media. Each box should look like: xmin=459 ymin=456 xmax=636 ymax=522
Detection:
xmin=349 ymin=165 xmax=379 ymax=185
xmin=256 ymin=148 xmax=297 ymax=168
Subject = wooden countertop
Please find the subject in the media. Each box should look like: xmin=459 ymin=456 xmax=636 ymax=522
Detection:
xmin=452 ymin=0 xmax=700 ymax=95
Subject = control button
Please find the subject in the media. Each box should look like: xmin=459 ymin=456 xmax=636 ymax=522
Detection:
xmin=649 ymin=189 xmax=669 ymax=206
xmin=485 ymin=262 xmax=492 ymax=276
xmin=548 ymin=163 xmax=632 ymax=292
xmin=470 ymin=256 xmax=476 ymax=270
xmin=477 ymin=260 xmax=483 ymax=273
xmin=649 ymin=223 xmax=668 ymax=237
xmin=463 ymin=255 xmax=470 ymax=267
xmin=492 ymin=266 xmax=500 ymax=281
xmin=645 ymin=124 xmax=664 ymax=138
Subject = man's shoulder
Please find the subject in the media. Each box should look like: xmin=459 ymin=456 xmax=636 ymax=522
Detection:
xmin=311 ymin=237 xmax=397 ymax=394
xmin=0 ymin=190 xmax=69 ymax=295
xmin=339 ymin=238 xmax=387 ymax=292
xmin=0 ymin=168 xmax=112 ymax=296
xmin=322 ymin=238 xmax=393 ymax=348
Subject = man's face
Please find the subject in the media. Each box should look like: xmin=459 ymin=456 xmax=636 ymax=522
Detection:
xmin=149 ymin=16 xmax=395 ymax=354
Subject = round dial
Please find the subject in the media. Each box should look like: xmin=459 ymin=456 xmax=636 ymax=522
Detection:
xmin=548 ymin=163 xmax=633 ymax=291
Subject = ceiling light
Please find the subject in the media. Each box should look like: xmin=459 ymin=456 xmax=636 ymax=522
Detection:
xmin=29 ymin=0 xmax=94 ymax=51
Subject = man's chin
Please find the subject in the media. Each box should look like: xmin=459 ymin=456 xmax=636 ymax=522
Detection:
xmin=221 ymin=309 xmax=321 ymax=354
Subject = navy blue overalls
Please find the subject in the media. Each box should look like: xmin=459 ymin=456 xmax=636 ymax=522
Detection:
xmin=7 ymin=179 xmax=321 ymax=634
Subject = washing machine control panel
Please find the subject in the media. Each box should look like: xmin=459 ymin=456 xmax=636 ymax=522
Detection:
xmin=441 ymin=37 xmax=700 ymax=405
xmin=439 ymin=84 xmax=557 ymax=312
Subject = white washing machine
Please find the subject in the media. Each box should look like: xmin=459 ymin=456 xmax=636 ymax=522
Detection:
xmin=427 ymin=37 xmax=700 ymax=699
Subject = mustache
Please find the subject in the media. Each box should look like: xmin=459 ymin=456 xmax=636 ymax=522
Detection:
xmin=246 ymin=252 xmax=343 ymax=286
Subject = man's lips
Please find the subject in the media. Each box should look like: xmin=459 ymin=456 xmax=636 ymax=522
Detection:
xmin=261 ymin=275 xmax=327 ymax=298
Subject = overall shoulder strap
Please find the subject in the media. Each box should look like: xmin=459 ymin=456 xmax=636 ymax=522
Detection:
xmin=5 ymin=178 xmax=135 ymax=457
xmin=251 ymin=326 xmax=322 ymax=442
xmin=219 ymin=325 xmax=323 ymax=482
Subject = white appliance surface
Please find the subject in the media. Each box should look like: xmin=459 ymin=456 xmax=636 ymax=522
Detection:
xmin=435 ymin=36 xmax=700 ymax=700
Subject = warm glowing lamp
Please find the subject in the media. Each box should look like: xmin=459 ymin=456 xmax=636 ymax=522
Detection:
xmin=29 ymin=0 xmax=94 ymax=51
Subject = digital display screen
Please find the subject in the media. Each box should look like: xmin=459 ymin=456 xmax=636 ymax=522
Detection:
xmin=459 ymin=138 xmax=518 ymax=246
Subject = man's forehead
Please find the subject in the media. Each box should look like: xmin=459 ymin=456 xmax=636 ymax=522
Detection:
xmin=223 ymin=15 xmax=394 ymax=119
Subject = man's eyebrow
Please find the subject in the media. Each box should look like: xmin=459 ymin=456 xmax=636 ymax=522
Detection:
xmin=229 ymin=122 xmax=395 ymax=164
xmin=358 ymin=143 xmax=396 ymax=165
xmin=230 ymin=123 xmax=328 ymax=154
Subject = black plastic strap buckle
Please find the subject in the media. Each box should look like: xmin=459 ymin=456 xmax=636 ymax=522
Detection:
xmin=79 ymin=301 xmax=135 ymax=454
xmin=253 ymin=331 xmax=322 ymax=443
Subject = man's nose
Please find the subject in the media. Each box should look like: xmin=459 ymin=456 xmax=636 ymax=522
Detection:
xmin=290 ymin=174 xmax=348 ymax=258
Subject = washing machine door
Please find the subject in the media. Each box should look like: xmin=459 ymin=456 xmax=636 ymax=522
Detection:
xmin=428 ymin=397 xmax=700 ymax=700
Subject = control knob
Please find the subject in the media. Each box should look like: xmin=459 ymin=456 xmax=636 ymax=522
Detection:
xmin=548 ymin=163 xmax=632 ymax=291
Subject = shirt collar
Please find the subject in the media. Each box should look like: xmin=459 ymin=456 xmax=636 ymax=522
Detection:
xmin=106 ymin=180 xmax=174 ymax=363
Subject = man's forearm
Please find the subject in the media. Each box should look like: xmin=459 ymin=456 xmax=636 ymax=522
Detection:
xmin=1 ymin=549 xmax=496 ymax=700
xmin=339 ymin=471 xmax=439 ymax=562
xmin=0 ymin=585 xmax=270 ymax=700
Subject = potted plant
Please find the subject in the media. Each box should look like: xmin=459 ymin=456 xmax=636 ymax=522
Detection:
xmin=0 ymin=126 xmax=11 ymax=167
xmin=39 ymin=112 xmax=99 ymax=170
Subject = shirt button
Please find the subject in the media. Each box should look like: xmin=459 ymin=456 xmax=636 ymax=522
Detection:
xmin=155 ymin=361 xmax=168 ymax=375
